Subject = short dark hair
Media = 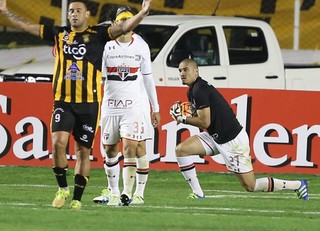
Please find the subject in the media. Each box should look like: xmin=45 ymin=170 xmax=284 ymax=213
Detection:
xmin=69 ymin=0 xmax=89 ymax=10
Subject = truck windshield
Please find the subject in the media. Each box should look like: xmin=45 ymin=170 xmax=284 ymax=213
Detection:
xmin=134 ymin=25 xmax=177 ymax=61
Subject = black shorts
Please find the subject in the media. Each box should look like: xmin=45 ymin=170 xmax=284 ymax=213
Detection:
xmin=51 ymin=101 xmax=100 ymax=148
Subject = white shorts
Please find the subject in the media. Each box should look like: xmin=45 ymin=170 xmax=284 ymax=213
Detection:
xmin=197 ymin=128 xmax=253 ymax=173
xmin=101 ymin=111 xmax=151 ymax=145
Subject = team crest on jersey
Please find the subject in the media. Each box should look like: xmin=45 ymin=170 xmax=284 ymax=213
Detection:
xmin=82 ymin=34 xmax=90 ymax=43
xmin=117 ymin=66 xmax=130 ymax=80
xmin=62 ymin=30 xmax=70 ymax=43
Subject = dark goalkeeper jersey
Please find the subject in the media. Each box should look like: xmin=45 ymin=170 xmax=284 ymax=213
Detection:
xmin=187 ymin=77 xmax=242 ymax=144
xmin=40 ymin=25 xmax=112 ymax=103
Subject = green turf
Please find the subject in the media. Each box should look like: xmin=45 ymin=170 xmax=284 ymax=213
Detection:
xmin=0 ymin=166 xmax=319 ymax=231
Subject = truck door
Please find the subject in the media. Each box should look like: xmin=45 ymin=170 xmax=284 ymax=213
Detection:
xmin=223 ymin=26 xmax=285 ymax=89
xmin=165 ymin=27 xmax=229 ymax=88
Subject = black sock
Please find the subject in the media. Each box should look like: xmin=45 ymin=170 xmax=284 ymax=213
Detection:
xmin=52 ymin=166 xmax=68 ymax=188
xmin=73 ymin=174 xmax=89 ymax=201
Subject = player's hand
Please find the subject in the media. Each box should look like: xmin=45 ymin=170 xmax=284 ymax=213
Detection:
xmin=152 ymin=112 xmax=161 ymax=128
xmin=0 ymin=0 xmax=7 ymax=13
xmin=141 ymin=0 xmax=151 ymax=16
xmin=170 ymin=101 xmax=182 ymax=121
xmin=170 ymin=101 xmax=187 ymax=124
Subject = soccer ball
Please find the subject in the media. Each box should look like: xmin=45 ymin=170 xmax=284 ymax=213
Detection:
xmin=180 ymin=101 xmax=196 ymax=117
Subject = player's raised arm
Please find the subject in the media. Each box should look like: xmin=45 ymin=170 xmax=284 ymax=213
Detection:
xmin=109 ymin=0 xmax=151 ymax=39
xmin=0 ymin=0 xmax=40 ymax=36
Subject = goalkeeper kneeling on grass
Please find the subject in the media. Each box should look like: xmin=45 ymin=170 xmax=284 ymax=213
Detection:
xmin=169 ymin=58 xmax=309 ymax=200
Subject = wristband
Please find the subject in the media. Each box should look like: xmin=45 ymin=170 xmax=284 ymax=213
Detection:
xmin=177 ymin=115 xmax=187 ymax=124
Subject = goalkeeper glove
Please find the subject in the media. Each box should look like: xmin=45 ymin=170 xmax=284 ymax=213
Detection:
xmin=169 ymin=101 xmax=186 ymax=123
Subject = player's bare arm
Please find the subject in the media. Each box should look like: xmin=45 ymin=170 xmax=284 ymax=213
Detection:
xmin=186 ymin=107 xmax=211 ymax=129
xmin=0 ymin=0 xmax=40 ymax=36
xmin=109 ymin=0 xmax=151 ymax=39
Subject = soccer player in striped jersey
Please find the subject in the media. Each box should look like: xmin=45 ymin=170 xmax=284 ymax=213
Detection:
xmin=0 ymin=0 xmax=152 ymax=210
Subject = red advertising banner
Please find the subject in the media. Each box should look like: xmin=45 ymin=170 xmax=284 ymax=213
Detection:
xmin=1 ymin=82 xmax=320 ymax=174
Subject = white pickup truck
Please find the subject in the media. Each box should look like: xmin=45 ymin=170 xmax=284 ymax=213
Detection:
xmin=1 ymin=15 xmax=320 ymax=91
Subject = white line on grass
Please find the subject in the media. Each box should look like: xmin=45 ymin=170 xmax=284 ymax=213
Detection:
xmin=0 ymin=184 xmax=55 ymax=187
xmin=1 ymin=201 xmax=319 ymax=216
xmin=1 ymin=183 xmax=319 ymax=215
xmin=0 ymin=202 xmax=37 ymax=206
xmin=138 ymin=205 xmax=320 ymax=216
xmin=2 ymin=183 xmax=319 ymax=199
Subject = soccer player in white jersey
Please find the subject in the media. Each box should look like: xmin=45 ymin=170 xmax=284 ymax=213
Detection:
xmin=93 ymin=6 xmax=160 ymax=206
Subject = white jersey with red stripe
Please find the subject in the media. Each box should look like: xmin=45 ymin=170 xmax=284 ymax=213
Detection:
xmin=101 ymin=33 xmax=152 ymax=116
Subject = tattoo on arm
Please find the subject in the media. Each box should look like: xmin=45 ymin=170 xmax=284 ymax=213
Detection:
xmin=2 ymin=10 xmax=30 ymax=24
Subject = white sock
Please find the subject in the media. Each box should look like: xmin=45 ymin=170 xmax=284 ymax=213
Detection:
xmin=104 ymin=155 xmax=120 ymax=195
xmin=122 ymin=158 xmax=136 ymax=198
xmin=134 ymin=155 xmax=149 ymax=198
xmin=254 ymin=177 xmax=301 ymax=192
xmin=176 ymin=156 xmax=204 ymax=197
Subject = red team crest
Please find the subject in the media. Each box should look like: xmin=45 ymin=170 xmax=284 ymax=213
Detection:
xmin=117 ymin=66 xmax=130 ymax=80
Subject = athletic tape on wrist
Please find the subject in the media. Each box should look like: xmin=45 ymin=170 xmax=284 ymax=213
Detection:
xmin=178 ymin=115 xmax=187 ymax=124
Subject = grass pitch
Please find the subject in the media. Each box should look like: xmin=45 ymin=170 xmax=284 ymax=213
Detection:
xmin=0 ymin=166 xmax=319 ymax=231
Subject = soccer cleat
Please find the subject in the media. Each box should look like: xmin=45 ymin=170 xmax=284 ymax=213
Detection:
xmin=107 ymin=195 xmax=121 ymax=206
xmin=295 ymin=180 xmax=309 ymax=201
xmin=131 ymin=195 xmax=144 ymax=205
xmin=92 ymin=188 xmax=111 ymax=203
xmin=120 ymin=194 xmax=132 ymax=206
xmin=70 ymin=200 xmax=81 ymax=210
xmin=187 ymin=192 xmax=206 ymax=199
xmin=52 ymin=189 xmax=70 ymax=208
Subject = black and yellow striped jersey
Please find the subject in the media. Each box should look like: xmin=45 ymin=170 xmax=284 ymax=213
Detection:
xmin=40 ymin=25 xmax=111 ymax=103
